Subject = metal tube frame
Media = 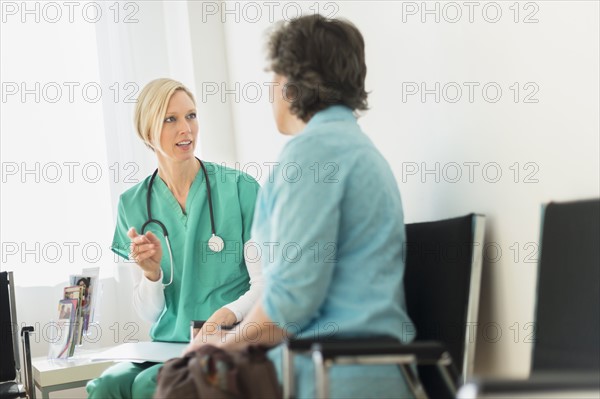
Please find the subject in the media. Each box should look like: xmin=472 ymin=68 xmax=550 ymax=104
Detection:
xmin=21 ymin=327 xmax=36 ymax=399
xmin=8 ymin=272 xmax=22 ymax=376
xmin=312 ymin=350 xmax=429 ymax=399
xmin=282 ymin=344 xmax=298 ymax=399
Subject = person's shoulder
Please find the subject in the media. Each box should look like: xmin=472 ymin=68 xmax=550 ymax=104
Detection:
xmin=118 ymin=175 xmax=153 ymax=207
xmin=281 ymin=124 xmax=367 ymax=164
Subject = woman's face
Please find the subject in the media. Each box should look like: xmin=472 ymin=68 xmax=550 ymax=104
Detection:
xmin=158 ymin=90 xmax=199 ymax=161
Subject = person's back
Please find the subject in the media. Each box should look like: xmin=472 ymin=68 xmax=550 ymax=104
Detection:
xmin=254 ymin=104 xmax=415 ymax=398
xmin=260 ymin=104 xmax=412 ymax=341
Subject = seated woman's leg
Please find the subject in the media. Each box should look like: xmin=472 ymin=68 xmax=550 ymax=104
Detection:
xmin=86 ymin=362 xmax=153 ymax=399
xmin=131 ymin=363 xmax=163 ymax=399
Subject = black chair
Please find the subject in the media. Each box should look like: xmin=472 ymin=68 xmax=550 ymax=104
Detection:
xmin=0 ymin=272 xmax=35 ymax=399
xmin=458 ymin=199 xmax=600 ymax=398
xmin=283 ymin=213 xmax=486 ymax=399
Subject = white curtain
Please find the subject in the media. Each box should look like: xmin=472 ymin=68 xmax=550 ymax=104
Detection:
xmin=1 ymin=0 xmax=239 ymax=355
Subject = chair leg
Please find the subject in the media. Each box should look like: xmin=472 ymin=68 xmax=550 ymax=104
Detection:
xmin=282 ymin=345 xmax=296 ymax=399
xmin=398 ymin=364 xmax=429 ymax=399
xmin=436 ymin=363 xmax=458 ymax=397
xmin=312 ymin=350 xmax=329 ymax=399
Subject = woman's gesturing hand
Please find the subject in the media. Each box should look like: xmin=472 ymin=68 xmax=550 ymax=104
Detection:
xmin=127 ymin=227 xmax=163 ymax=282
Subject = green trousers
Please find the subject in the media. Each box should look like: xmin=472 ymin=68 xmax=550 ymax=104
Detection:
xmin=86 ymin=362 xmax=162 ymax=399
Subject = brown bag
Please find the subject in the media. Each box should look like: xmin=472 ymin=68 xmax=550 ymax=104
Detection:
xmin=154 ymin=345 xmax=282 ymax=399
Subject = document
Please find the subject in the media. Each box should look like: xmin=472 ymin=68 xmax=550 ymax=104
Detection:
xmin=89 ymin=342 xmax=188 ymax=363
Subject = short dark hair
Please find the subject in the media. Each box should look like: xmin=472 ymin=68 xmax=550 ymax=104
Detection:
xmin=266 ymin=14 xmax=369 ymax=122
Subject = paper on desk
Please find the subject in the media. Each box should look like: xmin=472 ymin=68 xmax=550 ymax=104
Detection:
xmin=89 ymin=342 xmax=187 ymax=363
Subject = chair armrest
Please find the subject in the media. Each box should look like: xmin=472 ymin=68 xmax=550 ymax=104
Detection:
xmin=20 ymin=326 xmax=34 ymax=361
xmin=459 ymin=372 xmax=600 ymax=398
xmin=20 ymin=326 xmax=34 ymax=336
xmin=286 ymin=337 xmax=450 ymax=363
xmin=285 ymin=336 xmax=400 ymax=352
xmin=315 ymin=340 xmax=449 ymax=363
xmin=20 ymin=326 xmax=35 ymax=399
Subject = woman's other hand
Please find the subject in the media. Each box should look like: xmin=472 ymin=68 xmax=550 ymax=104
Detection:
xmin=127 ymin=227 xmax=163 ymax=282
xmin=184 ymin=325 xmax=226 ymax=355
xmin=201 ymin=307 xmax=237 ymax=334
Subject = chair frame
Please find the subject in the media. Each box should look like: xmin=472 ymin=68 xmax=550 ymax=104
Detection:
xmin=458 ymin=199 xmax=600 ymax=398
xmin=462 ymin=214 xmax=485 ymax=382
xmin=1 ymin=271 xmax=35 ymax=399
xmin=282 ymin=214 xmax=486 ymax=399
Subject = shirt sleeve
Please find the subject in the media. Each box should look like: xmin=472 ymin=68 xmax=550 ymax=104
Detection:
xmin=221 ymin=174 xmax=261 ymax=321
xmin=222 ymin=240 xmax=264 ymax=321
xmin=131 ymin=266 xmax=165 ymax=323
xmin=237 ymin=173 xmax=261 ymax=243
xmin=111 ymin=195 xmax=165 ymax=323
xmin=260 ymin=140 xmax=344 ymax=330
xmin=110 ymin=196 xmax=131 ymax=260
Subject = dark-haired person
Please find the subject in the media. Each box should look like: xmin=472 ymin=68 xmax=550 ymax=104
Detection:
xmin=188 ymin=15 xmax=415 ymax=398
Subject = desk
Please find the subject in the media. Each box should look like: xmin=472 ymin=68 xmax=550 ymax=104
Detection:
xmin=32 ymin=354 xmax=114 ymax=399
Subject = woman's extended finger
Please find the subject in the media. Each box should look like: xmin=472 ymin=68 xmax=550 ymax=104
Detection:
xmin=127 ymin=227 xmax=139 ymax=239
xmin=130 ymin=233 xmax=151 ymax=245
xmin=133 ymin=249 xmax=156 ymax=264
xmin=130 ymin=243 xmax=155 ymax=254
xmin=129 ymin=227 xmax=154 ymax=245
xmin=145 ymin=231 xmax=162 ymax=246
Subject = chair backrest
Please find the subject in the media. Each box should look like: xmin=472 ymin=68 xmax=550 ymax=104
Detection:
xmin=532 ymin=199 xmax=600 ymax=373
xmin=404 ymin=214 xmax=485 ymax=382
xmin=1 ymin=271 xmax=19 ymax=382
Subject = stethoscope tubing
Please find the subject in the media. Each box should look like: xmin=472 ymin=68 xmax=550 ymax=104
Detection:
xmin=140 ymin=157 xmax=220 ymax=286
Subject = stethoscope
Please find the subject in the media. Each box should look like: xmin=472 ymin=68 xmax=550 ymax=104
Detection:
xmin=140 ymin=157 xmax=224 ymax=286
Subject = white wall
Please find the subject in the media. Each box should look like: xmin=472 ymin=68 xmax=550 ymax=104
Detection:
xmin=218 ymin=1 xmax=599 ymax=377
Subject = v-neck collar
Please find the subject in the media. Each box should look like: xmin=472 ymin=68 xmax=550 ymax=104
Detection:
xmin=154 ymin=167 xmax=204 ymax=227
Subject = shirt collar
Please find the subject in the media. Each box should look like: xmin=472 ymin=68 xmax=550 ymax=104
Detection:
xmin=303 ymin=105 xmax=356 ymax=132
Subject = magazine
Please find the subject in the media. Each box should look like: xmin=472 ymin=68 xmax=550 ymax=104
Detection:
xmin=48 ymin=268 xmax=101 ymax=359
xmin=48 ymin=299 xmax=78 ymax=359
xmin=64 ymin=285 xmax=84 ymax=345
xmin=69 ymin=268 xmax=99 ymax=335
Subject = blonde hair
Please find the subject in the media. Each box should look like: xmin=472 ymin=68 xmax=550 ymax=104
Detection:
xmin=134 ymin=78 xmax=196 ymax=151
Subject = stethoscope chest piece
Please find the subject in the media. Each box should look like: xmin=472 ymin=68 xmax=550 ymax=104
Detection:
xmin=208 ymin=234 xmax=225 ymax=253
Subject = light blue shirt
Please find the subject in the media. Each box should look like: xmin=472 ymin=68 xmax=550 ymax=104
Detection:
xmin=252 ymin=105 xmax=415 ymax=398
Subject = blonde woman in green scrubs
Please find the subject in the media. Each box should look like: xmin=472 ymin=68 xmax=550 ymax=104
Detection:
xmin=86 ymin=78 xmax=262 ymax=398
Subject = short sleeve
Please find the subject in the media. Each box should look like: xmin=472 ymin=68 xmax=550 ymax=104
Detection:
xmin=237 ymin=173 xmax=260 ymax=244
xmin=111 ymin=196 xmax=131 ymax=260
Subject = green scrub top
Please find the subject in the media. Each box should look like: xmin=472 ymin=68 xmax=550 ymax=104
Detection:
xmin=111 ymin=162 xmax=260 ymax=342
